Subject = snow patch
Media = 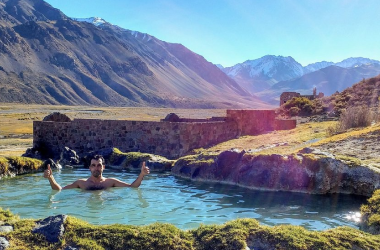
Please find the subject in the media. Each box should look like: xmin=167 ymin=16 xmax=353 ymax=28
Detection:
xmin=71 ymin=17 xmax=107 ymax=26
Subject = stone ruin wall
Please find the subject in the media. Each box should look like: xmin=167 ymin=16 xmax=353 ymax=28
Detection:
xmin=226 ymin=110 xmax=275 ymax=135
xmin=33 ymin=110 xmax=295 ymax=159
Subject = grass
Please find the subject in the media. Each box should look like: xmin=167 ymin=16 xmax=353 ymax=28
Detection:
xmin=198 ymin=121 xmax=337 ymax=156
xmin=313 ymin=123 xmax=380 ymax=147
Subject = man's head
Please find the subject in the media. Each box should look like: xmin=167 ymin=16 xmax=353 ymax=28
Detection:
xmin=89 ymin=155 xmax=105 ymax=178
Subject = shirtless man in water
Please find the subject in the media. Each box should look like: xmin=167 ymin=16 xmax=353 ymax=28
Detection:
xmin=44 ymin=155 xmax=150 ymax=190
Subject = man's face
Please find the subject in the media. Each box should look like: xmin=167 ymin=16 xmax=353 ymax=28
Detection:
xmin=89 ymin=159 xmax=104 ymax=178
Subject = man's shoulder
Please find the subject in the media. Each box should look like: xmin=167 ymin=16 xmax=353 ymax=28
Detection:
xmin=75 ymin=178 xmax=87 ymax=183
xmin=104 ymin=177 xmax=121 ymax=182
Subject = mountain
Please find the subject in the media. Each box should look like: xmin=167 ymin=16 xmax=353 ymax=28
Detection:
xmin=335 ymin=57 xmax=380 ymax=68
xmin=221 ymin=55 xmax=304 ymax=92
xmin=222 ymin=55 xmax=380 ymax=104
xmin=0 ymin=0 xmax=270 ymax=109
xmin=256 ymin=64 xmax=380 ymax=105
xmin=303 ymin=61 xmax=334 ymax=74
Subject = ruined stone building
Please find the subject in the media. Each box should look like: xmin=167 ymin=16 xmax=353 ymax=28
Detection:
xmin=280 ymin=88 xmax=324 ymax=106
xmin=33 ymin=110 xmax=296 ymax=160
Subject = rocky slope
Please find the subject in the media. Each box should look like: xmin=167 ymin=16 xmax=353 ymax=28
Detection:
xmin=0 ymin=0 xmax=268 ymax=108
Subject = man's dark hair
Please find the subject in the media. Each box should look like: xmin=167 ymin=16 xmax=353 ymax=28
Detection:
xmin=91 ymin=155 xmax=105 ymax=165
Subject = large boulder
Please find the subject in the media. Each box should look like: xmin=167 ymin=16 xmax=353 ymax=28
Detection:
xmin=42 ymin=112 xmax=71 ymax=122
xmin=32 ymin=215 xmax=67 ymax=243
xmin=163 ymin=113 xmax=180 ymax=122
xmin=59 ymin=147 xmax=80 ymax=167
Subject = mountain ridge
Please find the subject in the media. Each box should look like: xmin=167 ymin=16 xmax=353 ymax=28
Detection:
xmin=0 ymin=0 xmax=270 ymax=109
xmin=220 ymin=55 xmax=380 ymax=104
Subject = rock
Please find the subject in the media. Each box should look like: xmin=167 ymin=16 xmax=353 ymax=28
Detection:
xmin=42 ymin=159 xmax=61 ymax=170
xmin=172 ymin=150 xmax=380 ymax=196
xmin=0 ymin=226 xmax=13 ymax=233
xmin=299 ymin=147 xmax=314 ymax=154
xmin=22 ymin=147 xmax=42 ymax=160
xmin=0 ymin=237 xmax=9 ymax=250
xmin=42 ymin=112 xmax=71 ymax=122
xmin=163 ymin=113 xmax=180 ymax=122
xmin=32 ymin=215 xmax=67 ymax=243
xmin=59 ymin=147 xmax=80 ymax=167
xmin=63 ymin=246 xmax=79 ymax=250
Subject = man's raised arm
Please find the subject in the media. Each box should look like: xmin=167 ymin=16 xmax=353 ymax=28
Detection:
xmin=44 ymin=164 xmax=62 ymax=190
xmin=130 ymin=162 xmax=150 ymax=188
xmin=112 ymin=162 xmax=150 ymax=188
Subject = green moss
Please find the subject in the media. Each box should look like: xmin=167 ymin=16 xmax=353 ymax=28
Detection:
xmin=176 ymin=153 xmax=217 ymax=168
xmin=2 ymin=208 xmax=380 ymax=250
xmin=109 ymin=148 xmax=171 ymax=169
xmin=6 ymin=156 xmax=43 ymax=171
xmin=0 ymin=157 xmax=9 ymax=174
xmin=335 ymin=155 xmax=361 ymax=167
xmin=361 ymin=189 xmax=380 ymax=227
xmin=64 ymin=217 xmax=193 ymax=250
xmin=192 ymin=219 xmax=259 ymax=250
xmin=0 ymin=207 xmax=18 ymax=222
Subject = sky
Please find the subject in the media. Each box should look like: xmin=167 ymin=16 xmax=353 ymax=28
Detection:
xmin=44 ymin=0 xmax=380 ymax=67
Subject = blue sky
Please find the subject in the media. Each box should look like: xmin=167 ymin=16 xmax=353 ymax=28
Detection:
xmin=45 ymin=0 xmax=380 ymax=67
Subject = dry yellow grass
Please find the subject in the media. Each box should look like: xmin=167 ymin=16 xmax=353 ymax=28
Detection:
xmin=201 ymin=121 xmax=337 ymax=155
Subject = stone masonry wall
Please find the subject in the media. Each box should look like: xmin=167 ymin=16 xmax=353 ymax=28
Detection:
xmin=33 ymin=119 xmax=238 ymax=159
xmin=227 ymin=110 xmax=275 ymax=136
xmin=33 ymin=110 xmax=293 ymax=159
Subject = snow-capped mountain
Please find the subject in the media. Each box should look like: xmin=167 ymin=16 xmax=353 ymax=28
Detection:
xmin=221 ymin=55 xmax=380 ymax=95
xmin=335 ymin=57 xmax=380 ymax=68
xmin=303 ymin=61 xmax=334 ymax=74
xmin=220 ymin=55 xmax=304 ymax=93
xmin=73 ymin=17 xmax=155 ymax=42
xmin=223 ymin=55 xmax=304 ymax=81
xmin=303 ymin=57 xmax=380 ymax=73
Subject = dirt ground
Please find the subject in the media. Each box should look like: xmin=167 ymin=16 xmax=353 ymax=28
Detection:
xmin=313 ymin=128 xmax=380 ymax=166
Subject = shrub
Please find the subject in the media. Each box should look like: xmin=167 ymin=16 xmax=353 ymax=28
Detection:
xmin=283 ymin=97 xmax=314 ymax=116
xmin=289 ymin=106 xmax=300 ymax=116
xmin=327 ymin=106 xmax=373 ymax=135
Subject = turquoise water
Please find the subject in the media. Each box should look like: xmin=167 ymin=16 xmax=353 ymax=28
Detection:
xmin=0 ymin=169 xmax=367 ymax=230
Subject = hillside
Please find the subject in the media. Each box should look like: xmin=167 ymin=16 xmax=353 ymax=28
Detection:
xmin=0 ymin=0 xmax=269 ymax=108
xmin=325 ymin=74 xmax=380 ymax=110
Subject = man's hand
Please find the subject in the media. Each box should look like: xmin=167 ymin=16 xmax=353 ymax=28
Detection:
xmin=141 ymin=162 xmax=150 ymax=176
xmin=44 ymin=164 xmax=62 ymax=190
xmin=44 ymin=164 xmax=53 ymax=179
